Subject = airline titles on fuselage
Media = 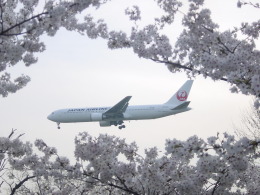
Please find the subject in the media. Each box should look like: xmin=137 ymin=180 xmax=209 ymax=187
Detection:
xmin=67 ymin=107 xmax=109 ymax=112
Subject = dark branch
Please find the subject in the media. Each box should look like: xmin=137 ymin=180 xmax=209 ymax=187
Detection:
xmin=217 ymin=37 xmax=234 ymax=54
xmin=8 ymin=129 xmax=24 ymax=140
xmin=1 ymin=31 xmax=32 ymax=37
xmin=151 ymin=58 xmax=228 ymax=82
xmin=115 ymin=174 xmax=138 ymax=195
xmin=106 ymin=181 xmax=140 ymax=195
xmin=211 ymin=177 xmax=221 ymax=195
xmin=0 ymin=12 xmax=48 ymax=36
xmin=239 ymin=1 xmax=260 ymax=9
xmin=10 ymin=175 xmax=35 ymax=195
xmin=83 ymin=171 xmax=140 ymax=195
xmin=202 ymin=25 xmax=214 ymax=33
xmin=8 ymin=129 xmax=16 ymax=139
xmin=0 ymin=4 xmax=4 ymax=32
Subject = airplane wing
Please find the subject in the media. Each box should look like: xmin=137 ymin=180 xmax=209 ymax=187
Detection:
xmin=103 ymin=96 xmax=132 ymax=119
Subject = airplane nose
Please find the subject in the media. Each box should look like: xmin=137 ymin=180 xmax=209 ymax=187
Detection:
xmin=47 ymin=113 xmax=54 ymax=121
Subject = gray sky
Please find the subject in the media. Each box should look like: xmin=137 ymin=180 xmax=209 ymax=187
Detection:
xmin=1 ymin=0 xmax=259 ymax=158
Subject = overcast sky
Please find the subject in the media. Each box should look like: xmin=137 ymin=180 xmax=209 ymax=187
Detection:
xmin=1 ymin=0 xmax=259 ymax=158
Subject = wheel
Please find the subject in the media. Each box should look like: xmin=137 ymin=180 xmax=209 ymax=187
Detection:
xmin=118 ymin=126 xmax=122 ymax=129
xmin=58 ymin=126 xmax=60 ymax=129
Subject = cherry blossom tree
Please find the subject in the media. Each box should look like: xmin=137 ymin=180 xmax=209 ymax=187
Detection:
xmin=1 ymin=130 xmax=260 ymax=194
xmin=0 ymin=129 xmax=85 ymax=194
xmin=1 ymin=0 xmax=260 ymax=194
xmin=105 ymin=0 xmax=260 ymax=108
xmin=1 ymin=0 xmax=259 ymax=108
xmin=0 ymin=0 xmax=109 ymax=97
xmin=235 ymin=99 xmax=260 ymax=139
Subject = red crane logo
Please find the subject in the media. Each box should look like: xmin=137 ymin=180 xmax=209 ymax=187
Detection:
xmin=177 ymin=90 xmax=188 ymax=101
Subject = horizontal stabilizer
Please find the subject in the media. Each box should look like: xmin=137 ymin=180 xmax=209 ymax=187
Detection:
xmin=171 ymin=101 xmax=190 ymax=110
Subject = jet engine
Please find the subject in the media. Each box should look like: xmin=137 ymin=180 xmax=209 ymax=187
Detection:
xmin=99 ymin=121 xmax=111 ymax=127
xmin=90 ymin=113 xmax=103 ymax=121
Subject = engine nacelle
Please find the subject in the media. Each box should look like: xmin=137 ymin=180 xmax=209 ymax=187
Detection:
xmin=90 ymin=113 xmax=103 ymax=121
xmin=99 ymin=121 xmax=111 ymax=127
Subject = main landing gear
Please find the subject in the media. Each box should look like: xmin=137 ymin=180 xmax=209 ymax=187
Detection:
xmin=111 ymin=120 xmax=126 ymax=129
xmin=117 ymin=120 xmax=126 ymax=129
xmin=118 ymin=125 xmax=126 ymax=129
xmin=57 ymin=122 xmax=61 ymax=129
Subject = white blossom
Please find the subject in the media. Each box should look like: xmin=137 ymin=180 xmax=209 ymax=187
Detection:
xmin=1 ymin=0 xmax=259 ymax=107
xmin=1 ymin=131 xmax=260 ymax=194
xmin=1 ymin=0 xmax=260 ymax=193
xmin=0 ymin=0 xmax=108 ymax=97
xmin=125 ymin=6 xmax=141 ymax=21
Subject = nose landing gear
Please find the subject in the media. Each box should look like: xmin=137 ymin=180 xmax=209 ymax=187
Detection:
xmin=57 ymin=123 xmax=61 ymax=129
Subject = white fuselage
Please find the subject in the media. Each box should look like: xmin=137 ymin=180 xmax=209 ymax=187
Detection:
xmin=47 ymin=104 xmax=191 ymax=123
xmin=47 ymin=80 xmax=194 ymax=129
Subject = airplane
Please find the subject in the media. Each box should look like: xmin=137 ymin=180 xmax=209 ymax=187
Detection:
xmin=47 ymin=80 xmax=193 ymax=129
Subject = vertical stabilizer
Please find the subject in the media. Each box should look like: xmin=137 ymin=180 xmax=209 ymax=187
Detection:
xmin=164 ymin=80 xmax=193 ymax=105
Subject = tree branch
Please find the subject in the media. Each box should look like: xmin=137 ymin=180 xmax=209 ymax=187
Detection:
xmin=217 ymin=37 xmax=234 ymax=54
xmin=151 ymin=58 xmax=228 ymax=82
xmin=10 ymin=175 xmax=35 ymax=195
xmin=0 ymin=4 xmax=4 ymax=33
xmin=83 ymin=171 xmax=140 ymax=195
xmin=211 ymin=176 xmax=221 ymax=195
xmin=8 ymin=129 xmax=16 ymax=139
xmin=0 ymin=12 xmax=48 ymax=36
xmin=239 ymin=1 xmax=260 ymax=9
xmin=115 ymin=174 xmax=138 ymax=195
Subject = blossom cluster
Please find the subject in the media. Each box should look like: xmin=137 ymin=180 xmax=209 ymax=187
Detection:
xmin=105 ymin=0 xmax=260 ymax=107
xmin=0 ymin=0 xmax=108 ymax=97
xmin=125 ymin=6 xmax=141 ymax=21
xmin=1 ymin=131 xmax=259 ymax=194
xmin=1 ymin=0 xmax=259 ymax=107
xmin=172 ymin=1 xmax=260 ymax=105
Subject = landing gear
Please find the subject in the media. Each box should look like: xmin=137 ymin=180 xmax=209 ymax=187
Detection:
xmin=111 ymin=120 xmax=126 ymax=129
xmin=118 ymin=125 xmax=126 ymax=129
xmin=57 ymin=123 xmax=61 ymax=129
xmin=109 ymin=120 xmax=126 ymax=129
xmin=117 ymin=120 xmax=125 ymax=129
